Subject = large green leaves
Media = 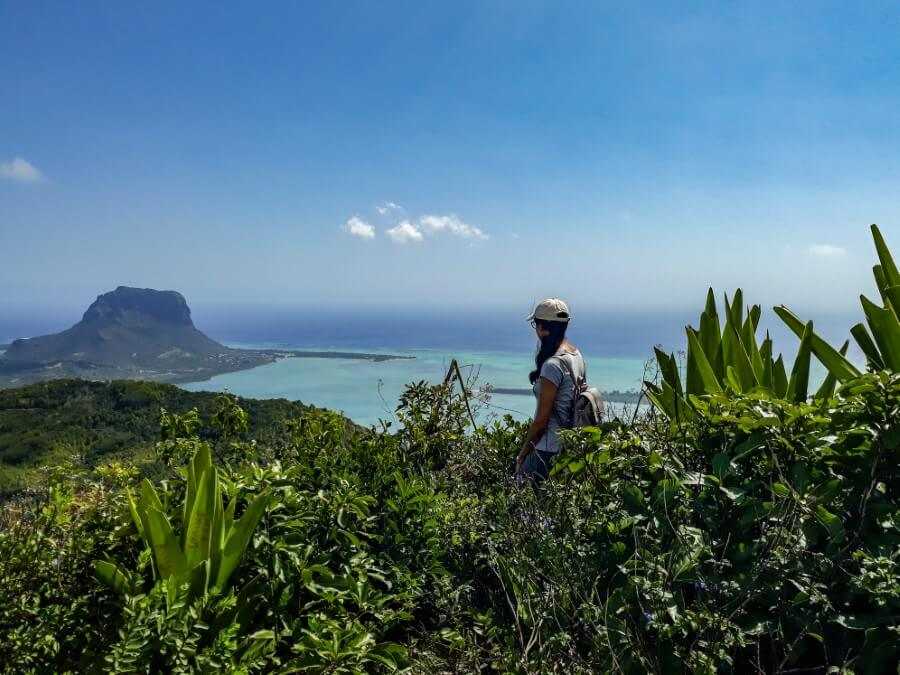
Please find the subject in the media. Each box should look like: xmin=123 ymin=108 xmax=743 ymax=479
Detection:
xmin=860 ymin=295 xmax=900 ymax=371
xmin=142 ymin=505 xmax=187 ymax=579
xmin=775 ymin=225 xmax=899 ymax=379
xmin=814 ymin=341 xmax=849 ymax=400
xmin=184 ymin=458 xmax=216 ymax=571
xmin=110 ymin=444 xmax=268 ymax=605
xmin=687 ymin=329 xmax=722 ymax=394
xmin=774 ymin=306 xmax=861 ymax=382
xmin=215 ymin=490 xmax=270 ymax=592
xmin=786 ymin=322 xmax=813 ymax=403
xmin=648 ymin=288 xmax=818 ymax=418
xmin=872 ymin=223 xmax=900 ymax=289
xmin=94 ymin=560 xmax=132 ymax=595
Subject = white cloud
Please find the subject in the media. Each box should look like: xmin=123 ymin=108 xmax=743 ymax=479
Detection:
xmin=343 ymin=216 xmax=376 ymax=239
xmin=808 ymin=244 xmax=846 ymax=258
xmin=376 ymin=201 xmax=403 ymax=215
xmin=0 ymin=157 xmax=44 ymax=183
xmin=419 ymin=214 xmax=488 ymax=240
xmin=386 ymin=220 xmax=423 ymax=244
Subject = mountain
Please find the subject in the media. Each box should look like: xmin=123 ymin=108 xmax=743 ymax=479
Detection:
xmin=0 ymin=287 xmax=413 ymax=389
xmin=4 ymin=287 xmax=228 ymax=367
xmin=0 ymin=287 xmax=282 ymax=387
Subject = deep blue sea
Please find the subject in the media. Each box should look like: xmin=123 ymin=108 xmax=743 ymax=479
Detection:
xmin=1 ymin=305 xmax=859 ymax=427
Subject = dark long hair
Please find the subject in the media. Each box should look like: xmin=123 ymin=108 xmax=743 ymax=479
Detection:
xmin=529 ymin=319 xmax=568 ymax=384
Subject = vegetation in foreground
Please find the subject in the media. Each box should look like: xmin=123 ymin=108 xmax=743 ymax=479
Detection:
xmin=0 ymin=226 xmax=897 ymax=673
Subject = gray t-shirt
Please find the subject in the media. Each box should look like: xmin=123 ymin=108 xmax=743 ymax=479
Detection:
xmin=532 ymin=348 xmax=585 ymax=453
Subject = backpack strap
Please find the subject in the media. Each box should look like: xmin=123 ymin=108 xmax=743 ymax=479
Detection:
xmin=555 ymin=350 xmax=584 ymax=389
xmin=553 ymin=351 xmax=583 ymax=427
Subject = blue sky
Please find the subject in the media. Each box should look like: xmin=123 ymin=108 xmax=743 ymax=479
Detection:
xmin=2 ymin=1 xmax=899 ymax=320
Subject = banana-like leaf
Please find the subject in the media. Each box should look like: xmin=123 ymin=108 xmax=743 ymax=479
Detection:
xmin=184 ymin=443 xmax=215 ymax=546
xmin=871 ymin=224 xmax=900 ymax=288
xmin=814 ymin=341 xmax=849 ymax=400
xmin=885 ymin=285 xmax=900 ymax=321
xmin=165 ymin=575 xmax=179 ymax=612
xmin=703 ymin=286 xmax=717 ymax=317
xmin=687 ymin=329 xmax=722 ymax=394
xmin=742 ymin=314 xmax=765 ymax=385
xmin=749 ymin=304 xmax=761 ymax=332
xmin=126 ymin=488 xmax=143 ymax=536
xmin=860 ymin=294 xmax=900 ymax=372
xmin=654 ymin=347 xmax=681 ymax=395
xmin=140 ymin=479 xmax=164 ymax=513
xmin=110 ymin=445 xmax=268 ymax=605
xmin=773 ymin=356 xmax=788 ymax=399
xmin=739 ymin=312 xmax=754 ymax=350
xmin=183 ymin=458 xmax=196 ymax=546
xmin=850 ymin=323 xmax=884 ymax=370
xmin=774 ymin=306 xmax=861 ymax=382
xmin=95 ymin=560 xmax=131 ymax=596
xmin=726 ymin=289 xmax=744 ymax=330
xmin=725 ymin=365 xmax=741 ymax=393
xmin=645 ymin=381 xmax=683 ymax=420
xmin=188 ymin=559 xmax=210 ymax=600
xmin=193 ymin=442 xmax=212 ymax=475
xmin=136 ymin=479 xmax=165 ymax=548
xmin=184 ymin=464 xmax=216 ymax=569
xmin=644 ymin=382 xmax=672 ymax=418
xmin=668 ymin=381 xmax=694 ymax=421
xmin=699 ymin=304 xmax=723 ymax=380
xmin=786 ymin=322 xmax=813 ymax=403
xmin=142 ymin=506 xmax=187 ymax=580
xmin=215 ymin=491 xmax=270 ymax=592
xmin=209 ymin=482 xmax=225 ymax=585
xmin=760 ymin=335 xmax=774 ymax=389
xmin=722 ymin=321 xmax=757 ymax=392
xmin=685 ymin=331 xmax=702 ymax=396
xmin=224 ymin=495 xmax=237 ymax=536
xmin=873 ymin=265 xmax=888 ymax=302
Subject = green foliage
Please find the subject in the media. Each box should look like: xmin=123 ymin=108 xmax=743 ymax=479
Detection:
xmin=97 ymin=443 xmax=270 ymax=607
xmin=0 ymin=468 xmax=125 ymax=671
xmin=777 ymin=224 xmax=898 ymax=380
xmin=1 ymin=367 xmax=898 ymax=672
xmin=1 ymin=225 xmax=899 ymax=672
xmin=0 ymin=379 xmax=331 ymax=493
xmin=210 ymin=392 xmax=250 ymax=441
xmin=646 ymin=288 xmax=819 ymax=421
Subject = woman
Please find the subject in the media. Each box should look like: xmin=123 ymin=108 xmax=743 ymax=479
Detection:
xmin=516 ymin=298 xmax=586 ymax=482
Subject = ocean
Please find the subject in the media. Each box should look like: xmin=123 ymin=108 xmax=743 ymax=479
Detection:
xmin=2 ymin=305 xmax=851 ymax=428
xmin=179 ymin=306 xmax=845 ymax=427
xmin=181 ymin=345 xmax=649 ymax=427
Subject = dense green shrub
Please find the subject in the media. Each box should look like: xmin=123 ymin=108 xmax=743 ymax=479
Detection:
xmin=2 ymin=369 xmax=895 ymax=673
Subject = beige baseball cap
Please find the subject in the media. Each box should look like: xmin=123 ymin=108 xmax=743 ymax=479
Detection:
xmin=527 ymin=298 xmax=571 ymax=323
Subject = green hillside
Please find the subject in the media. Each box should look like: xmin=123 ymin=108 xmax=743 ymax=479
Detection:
xmin=0 ymin=379 xmax=341 ymax=494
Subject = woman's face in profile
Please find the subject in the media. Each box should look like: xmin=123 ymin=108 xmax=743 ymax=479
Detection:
xmin=532 ymin=320 xmax=551 ymax=339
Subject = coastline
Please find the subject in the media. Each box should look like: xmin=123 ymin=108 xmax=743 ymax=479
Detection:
xmin=0 ymin=347 xmax=416 ymax=390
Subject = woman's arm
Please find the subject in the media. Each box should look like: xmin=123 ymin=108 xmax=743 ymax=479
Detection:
xmin=516 ymin=376 xmax=558 ymax=470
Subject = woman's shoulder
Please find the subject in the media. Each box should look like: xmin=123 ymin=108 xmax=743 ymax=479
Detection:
xmin=539 ymin=354 xmax=566 ymax=379
xmin=555 ymin=345 xmax=585 ymax=371
xmin=558 ymin=343 xmax=582 ymax=358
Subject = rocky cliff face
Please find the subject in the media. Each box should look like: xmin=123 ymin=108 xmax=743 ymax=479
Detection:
xmin=81 ymin=286 xmax=195 ymax=326
xmin=4 ymin=287 xmax=227 ymax=367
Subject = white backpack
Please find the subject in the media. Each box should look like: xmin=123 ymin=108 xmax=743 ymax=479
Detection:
xmin=556 ymin=352 xmax=604 ymax=428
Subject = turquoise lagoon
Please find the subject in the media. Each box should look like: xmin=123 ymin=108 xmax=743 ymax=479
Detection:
xmin=181 ymin=346 xmax=650 ymax=427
